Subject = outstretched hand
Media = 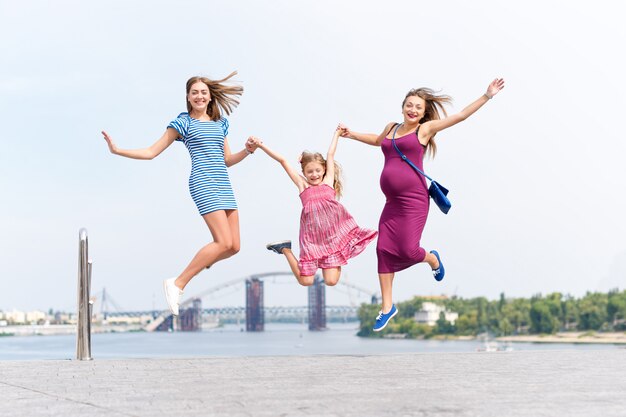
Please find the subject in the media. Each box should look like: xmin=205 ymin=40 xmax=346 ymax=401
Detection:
xmin=101 ymin=131 xmax=119 ymax=154
xmin=486 ymin=78 xmax=505 ymax=98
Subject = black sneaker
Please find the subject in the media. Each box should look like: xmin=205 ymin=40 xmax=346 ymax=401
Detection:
xmin=266 ymin=240 xmax=291 ymax=254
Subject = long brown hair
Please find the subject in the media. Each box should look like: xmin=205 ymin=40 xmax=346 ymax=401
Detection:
xmin=300 ymin=151 xmax=343 ymax=199
xmin=403 ymin=88 xmax=452 ymax=158
xmin=186 ymin=71 xmax=243 ymax=121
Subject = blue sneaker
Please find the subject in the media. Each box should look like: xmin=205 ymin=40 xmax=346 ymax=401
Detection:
xmin=266 ymin=240 xmax=291 ymax=254
xmin=430 ymin=250 xmax=445 ymax=281
xmin=372 ymin=304 xmax=398 ymax=332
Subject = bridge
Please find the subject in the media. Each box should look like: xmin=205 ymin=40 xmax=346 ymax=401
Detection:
xmin=103 ymin=305 xmax=359 ymax=317
xmin=96 ymin=271 xmax=379 ymax=333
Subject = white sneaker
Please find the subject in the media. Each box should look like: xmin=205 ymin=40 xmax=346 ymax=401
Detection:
xmin=163 ymin=278 xmax=183 ymax=316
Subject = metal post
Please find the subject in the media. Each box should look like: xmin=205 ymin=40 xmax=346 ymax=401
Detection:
xmin=76 ymin=228 xmax=93 ymax=360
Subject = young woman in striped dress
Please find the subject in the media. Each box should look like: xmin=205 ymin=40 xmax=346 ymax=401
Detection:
xmin=251 ymin=129 xmax=377 ymax=287
xmin=102 ymin=72 xmax=257 ymax=315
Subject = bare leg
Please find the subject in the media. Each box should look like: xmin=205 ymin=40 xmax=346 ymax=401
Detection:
xmin=378 ymin=272 xmax=395 ymax=313
xmin=422 ymin=252 xmax=439 ymax=269
xmin=282 ymin=248 xmax=315 ymax=286
xmin=174 ymin=210 xmax=240 ymax=290
xmin=322 ymin=267 xmax=341 ymax=286
xmin=204 ymin=211 xmax=241 ymax=268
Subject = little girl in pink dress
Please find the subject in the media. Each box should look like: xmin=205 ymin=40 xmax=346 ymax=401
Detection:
xmin=251 ymin=128 xmax=377 ymax=286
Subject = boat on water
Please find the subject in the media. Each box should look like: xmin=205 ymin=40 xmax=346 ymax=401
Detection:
xmin=477 ymin=340 xmax=514 ymax=352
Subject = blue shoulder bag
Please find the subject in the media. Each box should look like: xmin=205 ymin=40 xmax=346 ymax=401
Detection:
xmin=391 ymin=123 xmax=451 ymax=214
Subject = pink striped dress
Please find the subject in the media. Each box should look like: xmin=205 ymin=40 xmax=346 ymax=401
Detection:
xmin=297 ymin=183 xmax=378 ymax=276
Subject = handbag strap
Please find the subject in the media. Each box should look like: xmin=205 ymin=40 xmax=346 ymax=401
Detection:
xmin=391 ymin=123 xmax=435 ymax=182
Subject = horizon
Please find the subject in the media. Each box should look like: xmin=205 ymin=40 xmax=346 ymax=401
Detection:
xmin=3 ymin=284 xmax=624 ymax=314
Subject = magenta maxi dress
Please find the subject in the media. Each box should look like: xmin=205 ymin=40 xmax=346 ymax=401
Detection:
xmin=377 ymin=130 xmax=429 ymax=273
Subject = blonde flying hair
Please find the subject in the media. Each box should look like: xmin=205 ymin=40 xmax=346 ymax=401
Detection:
xmin=403 ymin=88 xmax=452 ymax=158
xmin=300 ymin=152 xmax=343 ymax=199
xmin=186 ymin=71 xmax=243 ymax=121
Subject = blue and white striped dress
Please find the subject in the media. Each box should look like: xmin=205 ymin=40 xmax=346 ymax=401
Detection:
xmin=168 ymin=112 xmax=237 ymax=215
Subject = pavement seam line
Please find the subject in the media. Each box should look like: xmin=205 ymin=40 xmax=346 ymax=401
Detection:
xmin=0 ymin=380 xmax=138 ymax=417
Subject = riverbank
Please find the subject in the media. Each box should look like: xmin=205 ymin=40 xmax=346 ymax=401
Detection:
xmin=497 ymin=331 xmax=626 ymax=344
xmin=0 ymin=324 xmax=144 ymax=336
xmin=391 ymin=332 xmax=626 ymax=345
xmin=4 ymin=324 xmax=626 ymax=345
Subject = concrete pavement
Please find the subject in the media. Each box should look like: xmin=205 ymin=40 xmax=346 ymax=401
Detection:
xmin=1 ymin=349 xmax=625 ymax=416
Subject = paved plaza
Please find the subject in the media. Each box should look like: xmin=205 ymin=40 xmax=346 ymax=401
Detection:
xmin=1 ymin=349 xmax=625 ymax=416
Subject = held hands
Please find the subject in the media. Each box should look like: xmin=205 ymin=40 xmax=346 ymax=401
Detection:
xmin=246 ymin=136 xmax=263 ymax=153
xmin=336 ymin=123 xmax=352 ymax=138
xmin=485 ymin=78 xmax=505 ymax=99
xmin=101 ymin=131 xmax=119 ymax=155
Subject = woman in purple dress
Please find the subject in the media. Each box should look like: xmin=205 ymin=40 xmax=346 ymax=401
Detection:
xmin=339 ymin=78 xmax=505 ymax=331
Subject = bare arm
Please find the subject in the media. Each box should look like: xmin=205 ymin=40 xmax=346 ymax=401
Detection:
xmin=255 ymin=140 xmax=307 ymax=192
xmin=101 ymin=128 xmax=178 ymax=160
xmin=323 ymin=129 xmax=341 ymax=187
xmin=338 ymin=122 xmax=395 ymax=147
xmin=420 ymin=78 xmax=505 ymax=141
xmin=224 ymin=137 xmax=255 ymax=167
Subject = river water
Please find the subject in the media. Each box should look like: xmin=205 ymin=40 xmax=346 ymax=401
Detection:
xmin=0 ymin=323 xmax=620 ymax=361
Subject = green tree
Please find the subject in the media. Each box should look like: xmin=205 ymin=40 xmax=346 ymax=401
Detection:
xmin=435 ymin=312 xmax=455 ymax=335
xmin=475 ymin=297 xmax=489 ymax=332
xmin=454 ymin=312 xmax=478 ymax=336
xmin=561 ymin=295 xmax=579 ymax=330
xmin=357 ymin=290 xmax=622 ymax=338
xmin=498 ymin=317 xmax=513 ymax=335
xmin=607 ymin=289 xmax=626 ymax=327
xmin=357 ymin=303 xmax=383 ymax=337
xmin=530 ymin=299 xmax=558 ymax=334
xmin=501 ymin=298 xmax=531 ymax=334
xmin=545 ymin=292 xmax=564 ymax=326
xmin=498 ymin=292 xmax=506 ymax=312
xmin=578 ymin=292 xmax=608 ymax=330
xmin=398 ymin=297 xmax=424 ymax=318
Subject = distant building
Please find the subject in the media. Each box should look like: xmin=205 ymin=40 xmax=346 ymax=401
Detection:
xmin=414 ymin=302 xmax=458 ymax=326
xmin=4 ymin=309 xmax=26 ymax=324
xmin=103 ymin=314 xmax=153 ymax=325
xmin=26 ymin=310 xmax=47 ymax=324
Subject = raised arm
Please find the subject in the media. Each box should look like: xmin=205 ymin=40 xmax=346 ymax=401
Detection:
xmin=338 ymin=122 xmax=395 ymax=147
xmin=101 ymin=128 xmax=178 ymax=160
xmin=254 ymin=138 xmax=306 ymax=192
xmin=323 ymin=129 xmax=341 ymax=186
xmin=420 ymin=78 xmax=505 ymax=141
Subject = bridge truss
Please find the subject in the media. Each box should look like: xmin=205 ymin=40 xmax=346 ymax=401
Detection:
xmin=106 ymin=271 xmax=379 ymax=332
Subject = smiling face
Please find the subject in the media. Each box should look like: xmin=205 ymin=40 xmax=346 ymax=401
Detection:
xmin=302 ymin=161 xmax=326 ymax=185
xmin=402 ymin=95 xmax=426 ymax=124
xmin=187 ymin=81 xmax=211 ymax=114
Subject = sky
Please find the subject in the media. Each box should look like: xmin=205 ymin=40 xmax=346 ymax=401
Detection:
xmin=1 ymin=0 xmax=625 ymax=313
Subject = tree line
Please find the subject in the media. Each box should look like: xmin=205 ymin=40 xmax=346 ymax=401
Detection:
xmin=357 ymin=289 xmax=626 ymax=338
